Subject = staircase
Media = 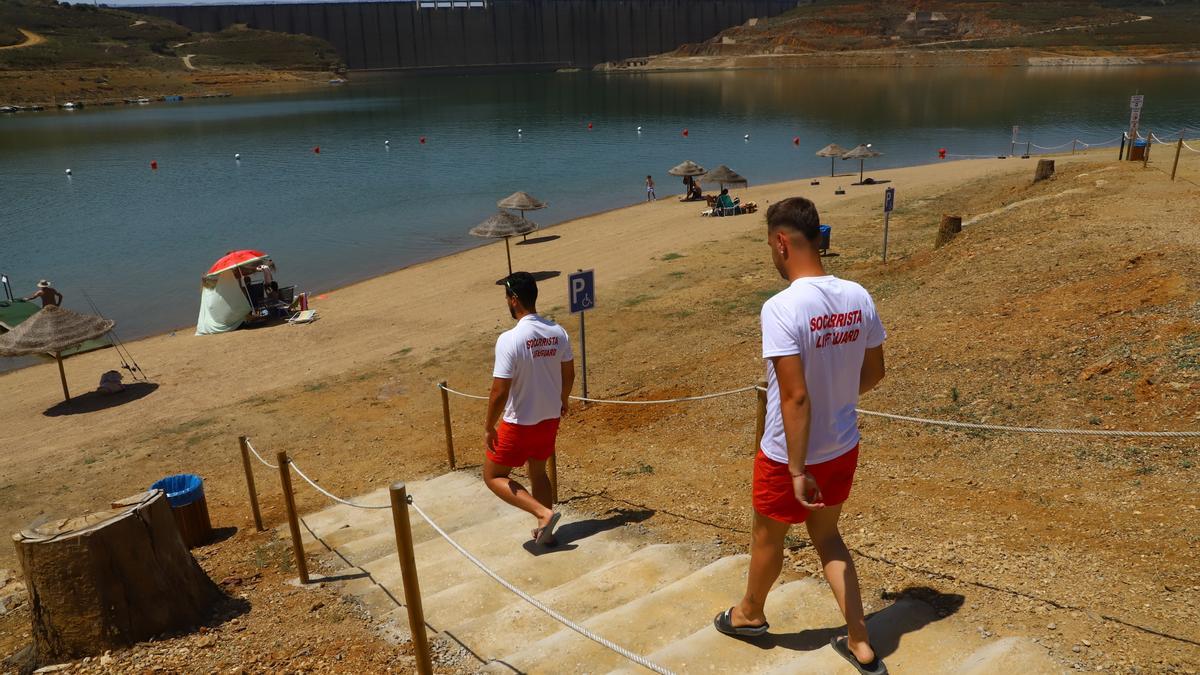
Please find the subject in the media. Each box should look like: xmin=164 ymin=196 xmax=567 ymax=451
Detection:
xmin=295 ymin=470 xmax=1063 ymax=674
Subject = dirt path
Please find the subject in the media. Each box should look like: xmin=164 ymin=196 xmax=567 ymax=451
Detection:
xmin=0 ymin=29 xmax=45 ymax=51
xmin=181 ymin=54 xmax=198 ymax=71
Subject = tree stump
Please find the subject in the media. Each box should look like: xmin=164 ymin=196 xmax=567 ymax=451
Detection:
xmin=13 ymin=490 xmax=223 ymax=663
xmin=935 ymin=215 xmax=963 ymax=249
xmin=1034 ymin=159 xmax=1055 ymax=183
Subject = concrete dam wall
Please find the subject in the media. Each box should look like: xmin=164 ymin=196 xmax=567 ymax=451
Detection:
xmin=131 ymin=0 xmax=799 ymax=71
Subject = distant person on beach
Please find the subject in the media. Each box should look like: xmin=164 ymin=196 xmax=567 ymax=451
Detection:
xmin=690 ymin=181 xmax=703 ymax=201
xmin=714 ymin=197 xmax=888 ymax=675
xmin=646 ymin=175 xmax=656 ymax=201
xmin=23 ymin=280 xmax=62 ymax=308
xmin=483 ymin=272 xmax=576 ymax=546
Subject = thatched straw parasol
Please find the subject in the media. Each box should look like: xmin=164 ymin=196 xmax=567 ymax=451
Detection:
xmin=470 ymin=211 xmax=539 ymax=275
xmin=700 ymin=164 xmax=748 ymax=191
xmin=667 ymin=160 xmax=706 ymax=177
xmin=0 ymin=305 xmax=114 ymax=401
xmin=497 ymin=191 xmax=547 ymax=241
xmin=815 ymin=143 xmax=848 ymax=177
xmin=841 ymin=143 xmax=883 ymax=184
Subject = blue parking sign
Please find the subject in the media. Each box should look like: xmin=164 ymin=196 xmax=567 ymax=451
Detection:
xmin=569 ymin=269 xmax=595 ymax=314
xmin=883 ymin=187 xmax=895 ymax=213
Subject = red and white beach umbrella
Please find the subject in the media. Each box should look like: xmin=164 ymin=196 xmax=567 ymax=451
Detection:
xmin=205 ymin=250 xmax=268 ymax=277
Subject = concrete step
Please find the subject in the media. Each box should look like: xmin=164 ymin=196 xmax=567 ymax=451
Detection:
xmin=487 ymin=555 xmax=751 ymax=674
xmin=957 ymin=637 xmax=1061 ymax=675
xmin=434 ymin=543 xmax=702 ymax=658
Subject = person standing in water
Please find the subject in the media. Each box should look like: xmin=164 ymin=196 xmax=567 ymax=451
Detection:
xmin=483 ymin=272 xmax=576 ymax=546
xmin=646 ymin=175 xmax=657 ymax=201
xmin=24 ymin=280 xmax=63 ymax=307
xmin=714 ymin=197 xmax=888 ymax=675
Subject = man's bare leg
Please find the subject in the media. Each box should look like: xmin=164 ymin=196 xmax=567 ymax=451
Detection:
xmin=731 ymin=511 xmax=791 ymax=628
xmin=806 ymin=504 xmax=875 ymax=664
xmin=526 ymin=458 xmax=554 ymax=510
xmin=483 ymin=458 xmax=555 ymax=529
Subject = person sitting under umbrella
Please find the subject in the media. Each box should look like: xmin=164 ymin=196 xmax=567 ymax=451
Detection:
xmin=24 ymin=280 xmax=63 ymax=308
xmin=717 ymin=188 xmax=741 ymax=214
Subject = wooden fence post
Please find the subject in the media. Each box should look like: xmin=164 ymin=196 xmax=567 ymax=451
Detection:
xmin=439 ymin=381 xmax=456 ymax=470
xmin=1143 ymin=131 xmax=1152 ymax=168
xmin=389 ymin=483 xmax=433 ymax=675
xmin=754 ymin=379 xmax=767 ymax=454
xmin=1172 ymin=134 xmax=1184 ymax=181
xmin=238 ymin=436 xmax=264 ymax=532
xmin=276 ymin=451 xmax=309 ymax=584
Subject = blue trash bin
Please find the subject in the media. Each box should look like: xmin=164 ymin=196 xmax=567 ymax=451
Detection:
xmin=818 ymin=225 xmax=832 ymax=253
xmin=150 ymin=474 xmax=212 ymax=547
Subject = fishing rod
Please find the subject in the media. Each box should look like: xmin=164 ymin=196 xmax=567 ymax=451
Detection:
xmin=80 ymin=289 xmax=147 ymax=381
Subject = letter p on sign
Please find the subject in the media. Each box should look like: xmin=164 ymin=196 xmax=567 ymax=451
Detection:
xmin=568 ymin=269 xmax=595 ymax=314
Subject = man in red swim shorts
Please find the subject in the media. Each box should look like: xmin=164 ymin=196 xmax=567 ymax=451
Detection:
xmin=713 ymin=198 xmax=889 ymax=675
xmin=484 ymin=272 xmax=575 ymax=546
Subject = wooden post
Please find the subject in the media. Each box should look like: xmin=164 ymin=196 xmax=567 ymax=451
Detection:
xmin=1143 ymin=131 xmax=1152 ymax=168
xmin=1034 ymin=159 xmax=1055 ymax=183
xmin=55 ymin=352 xmax=70 ymax=402
xmin=276 ymin=451 xmax=309 ymax=584
xmin=935 ymin=215 xmax=963 ymax=249
xmin=439 ymin=381 xmax=455 ymax=470
xmin=1118 ymin=133 xmax=1126 ymax=160
xmin=1172 ymin=134 xmax=1183 ymax=181
xmin=754 ymin=379 xmax=767 ymax=453
xmin=238 ymin=436 xmax=264 ymax=532
xmin=389 ymin=483 xmax=433 ymax=675
xmin=547 ymin=453 xmax=559 ymax=505
xmin=1071 ymin=139 xmax=1077 ymax=154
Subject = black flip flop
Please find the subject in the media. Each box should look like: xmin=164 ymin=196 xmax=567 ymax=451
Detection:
xmin=534 ymin=512 xmax=561 ymax=545
xmin=712 ymin=607 xmax=769 ymax=638
xmin=831 ymin=636 xmax=887 ymax=675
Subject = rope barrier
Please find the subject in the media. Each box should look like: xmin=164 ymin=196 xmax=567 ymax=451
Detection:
xmin=1030 ymin=140 xmax=1075 ymax=151
xmin=856 ymin=409 xmax=1200 ymax=438
xmin=288 ymin=461 xmax=392 ymax=510
xmin=244 ymin=438 xmax=279 ymax=469
xmin=438 ymin=382 xmax=757 ymax=405
xmin=407 ymin=499 xmax=677 ymax=675
xmin=1182 ymin=139 xmax=1200 ymax=153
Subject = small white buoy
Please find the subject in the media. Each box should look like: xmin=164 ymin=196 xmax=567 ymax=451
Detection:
xmin=234 ymin=153 xmax=241 ymax=160
xmin=384 ymin=140 xmax=390 ymax=146
xmin=637 ymin=126 xmax=643 ymax=132
xmin=744 ymin=134 xmax=750 ymax=140
xmin=517 ymin=128 xmax=523 ymax=135
xmin=65 ymin=168 xmax=72 ymax=175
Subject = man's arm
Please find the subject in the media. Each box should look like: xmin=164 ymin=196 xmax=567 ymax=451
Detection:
xmin=860 ymin=345 xmax=885 ymax=395
xmin=485 ymin=377 xmax=512 ymax=449
xmin=771 ymin=354 xmax=823 ymax=509
xmin=560 ymin=360 xmax=575 ymax=416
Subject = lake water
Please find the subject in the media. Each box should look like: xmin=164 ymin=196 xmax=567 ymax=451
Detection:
xmin=1 ymin=66 xmax=1197 ymax=365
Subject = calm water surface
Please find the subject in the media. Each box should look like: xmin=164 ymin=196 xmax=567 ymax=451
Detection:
xmin=1 ymin=66 xmax=1198 ymax=366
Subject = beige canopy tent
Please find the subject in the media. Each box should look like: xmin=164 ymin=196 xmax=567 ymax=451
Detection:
xmin=842 ymin=143 xmax=883 ymax=184
xmin=816 ymin=143 xmax=848 ymax=177
xmin=470 ymin=211 xmax=539 ymax=275
xmin=700 ymin=164 xmax=748 ymax=191
xmin=0 ymin=305 xmax=114 ymax=401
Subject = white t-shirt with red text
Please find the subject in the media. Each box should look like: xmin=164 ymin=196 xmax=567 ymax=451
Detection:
xmin=493 ymin=314 xmax=574 ymax=425
xmin=760 ymin=275 xmax=886 ymax=466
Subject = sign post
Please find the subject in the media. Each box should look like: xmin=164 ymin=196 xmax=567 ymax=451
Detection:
xmin=568 ymin=269 xmax=595 ymax=400
xmin=1128 ymin=94 xmax=1144 ymax=158
xmin=882 ymin=187 xmax=895 ymax=263
xmin=1010 ymin=125 xmax=1019 ymax=157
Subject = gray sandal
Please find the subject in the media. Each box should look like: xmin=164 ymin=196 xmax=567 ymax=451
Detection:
xmin=713 ymin=607 xmax=769 ymax=637
xmin=831 ymin=636 xmax=887 ymax=675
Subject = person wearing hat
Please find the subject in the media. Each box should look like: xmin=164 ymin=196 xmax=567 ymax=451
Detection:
xmin=483 ymin=272 xmax=575 ymax=546
xmin=23 ymin=280 xmax=63 ymax=308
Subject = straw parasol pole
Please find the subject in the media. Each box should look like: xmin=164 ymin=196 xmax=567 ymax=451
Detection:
xmin=815 ymin=143 xmax=848 ymax=177
xmin=0 ymin=305 xmax=115 ymax=401
xmin=470 ymin=211 xmax=538 ymax=275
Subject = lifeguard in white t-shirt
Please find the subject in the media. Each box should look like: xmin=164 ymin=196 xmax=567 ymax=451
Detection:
xmin=483 ymin=272 xmax=575 ymax=547
xmin=714 ymin=197 xmax=889 ymax=675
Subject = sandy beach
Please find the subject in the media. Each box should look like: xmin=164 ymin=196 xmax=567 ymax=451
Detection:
xmin=3 ymin=147 xmax=1199 ymax=671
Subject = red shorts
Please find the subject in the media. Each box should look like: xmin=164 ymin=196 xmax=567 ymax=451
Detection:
xmin=753 ymin=445 xmax=859 ymax=524
xmin=487 ymin=418 xmax=560 ymax=468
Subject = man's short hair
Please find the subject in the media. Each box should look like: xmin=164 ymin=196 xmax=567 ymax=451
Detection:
xmin=503 ymin=272 xmax=538 ymax=308
xmin=766 ymin=197 xmax=821 ymax=243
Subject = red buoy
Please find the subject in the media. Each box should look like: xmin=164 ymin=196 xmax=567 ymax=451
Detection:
xmin=938 ymin=148 xmax=947 ymax=159
xmin=587 ymin=122 xmax=593 ymax=130
xmin=682 ymin=128 xmax=689 ymax=137
xmin=150 ymin=160 xmax=158 ymax=170
xmin=793 ymin=137 xmax=800 ymax=146
xmin=419 ymin=136 xmax=426 ymax=144
xmin=313 ymin=146 xmax=320 ymax=154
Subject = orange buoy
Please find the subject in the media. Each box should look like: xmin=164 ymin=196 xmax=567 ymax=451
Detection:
xmin=938 ymin=148 xmax=947 ymax=159
xmin=419 ymin=136 xmax=426 ymax=144
xmin=793 ymin=137 xmax=800 ymax=146
xmin=150 ymin=160 xmax=158 ymax=170
xmin=682 ymin=128 xmax=689 ymax=137
xmin=587 ymin=122 xmax=593 ymax=130
xmin=313 ymin=146 xmax=320 ymax=154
